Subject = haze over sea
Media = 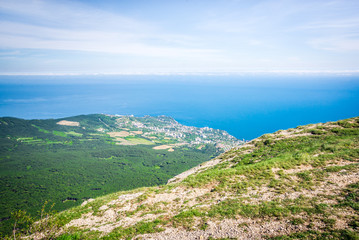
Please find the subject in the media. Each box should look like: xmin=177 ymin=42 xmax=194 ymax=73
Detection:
xmin=1 ymin=74 xmax=358 ymax=140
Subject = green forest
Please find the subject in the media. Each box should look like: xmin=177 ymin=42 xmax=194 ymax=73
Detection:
xmin=0 ymin=114 xmax=228 ymax=235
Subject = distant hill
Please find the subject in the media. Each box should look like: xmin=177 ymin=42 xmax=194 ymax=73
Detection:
xmin=0 ymin=114 xmax=242 ymax=236
xmin=11 ymin=116 xmax=359 ymax=239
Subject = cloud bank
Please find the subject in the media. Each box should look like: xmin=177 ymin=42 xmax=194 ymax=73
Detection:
xmin=0 ymin=0 xmax=359 ymax=74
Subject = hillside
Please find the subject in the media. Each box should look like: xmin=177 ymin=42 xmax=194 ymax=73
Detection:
xmin=9 ymin=116 xmax=358 ymax=239
xmin=0 ymin=114 xmax=242 ymax=236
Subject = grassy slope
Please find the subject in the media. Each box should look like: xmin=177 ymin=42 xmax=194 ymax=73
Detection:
xmin=7 ymin=117 xmax=359 ymax=239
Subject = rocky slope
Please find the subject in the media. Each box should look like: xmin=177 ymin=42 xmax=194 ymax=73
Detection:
xmin=14 ymin=117 xmax=359 ymax=239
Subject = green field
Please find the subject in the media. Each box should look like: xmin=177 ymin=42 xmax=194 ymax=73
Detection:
xmin=123 ymin=136 xmax=155 ymax=145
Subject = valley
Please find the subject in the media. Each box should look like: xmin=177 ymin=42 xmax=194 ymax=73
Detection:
xmin=0 ymin=114 xmax=242 ymax=236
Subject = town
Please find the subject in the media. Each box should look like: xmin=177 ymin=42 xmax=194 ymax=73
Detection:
xmin=108 ymin=114 xmax=244 ymax=151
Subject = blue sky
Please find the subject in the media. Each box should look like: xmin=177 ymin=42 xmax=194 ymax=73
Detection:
xmin=0 ymin=0 xmax=359 ymax=74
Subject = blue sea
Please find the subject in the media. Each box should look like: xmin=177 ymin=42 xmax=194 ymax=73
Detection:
xmin=0 ymin=75 xmax=358 ymax=140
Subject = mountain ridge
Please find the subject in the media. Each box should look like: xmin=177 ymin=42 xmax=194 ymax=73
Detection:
xmin=14 ymin=116 xmax=358 ymax=239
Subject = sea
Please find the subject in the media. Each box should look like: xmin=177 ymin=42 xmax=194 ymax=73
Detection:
xmin=1 ymin=74 xmax=359 ymax=140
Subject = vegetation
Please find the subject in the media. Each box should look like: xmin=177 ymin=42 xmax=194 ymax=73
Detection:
xmin=2 ymin=116 xmax=358 ymax=239
xmin=0 ymin=114 xmax=239 ymax=236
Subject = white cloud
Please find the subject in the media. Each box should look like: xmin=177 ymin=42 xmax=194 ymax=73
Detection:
xmin=1 ymin=0 xmax=359 ymax=73
xmin=0 ymin=50 xmax=21 ymax=56
xmin=308 ymin=35 xmax=359 ymax=52
xmin=0 ymin=0 xmax=220 ymax=59
xmin=302 ymin=18 xmax=359 ymax=29
xmin=0 ymin=0 xmax=141 ymax=31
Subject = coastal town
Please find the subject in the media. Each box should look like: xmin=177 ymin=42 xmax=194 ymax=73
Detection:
xmin=107 ymin=114 xmax=244 ymax=151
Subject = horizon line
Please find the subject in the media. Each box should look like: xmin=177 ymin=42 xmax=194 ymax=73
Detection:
xmin=1 ymin=70 xmax=359 ymax=76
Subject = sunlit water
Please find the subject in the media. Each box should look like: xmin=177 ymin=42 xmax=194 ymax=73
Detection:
xmin=1 ymin=75 xmax=358 ymax=140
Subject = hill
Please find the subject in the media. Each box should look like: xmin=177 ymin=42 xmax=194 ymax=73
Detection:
xmin=9 ymin=116 xmax=358 ymax=239
xmin=0 ymin=114 xmax=242 ymax=236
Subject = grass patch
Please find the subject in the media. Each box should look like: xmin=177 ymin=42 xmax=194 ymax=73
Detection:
xmin=66 ymin=131 xmax=83 ymax=137
xmin=102 ymin=219 xmax=164 ymax=240
xmin=268 ymin=229 xmax=359 ymax=239
xmin=53 ymin=131 xmax=68 ymax=137
xmin=336 ymin=182 xmax=359 ymax=211
xmin=207 ymin=196 xmax=331 ymax=221
xmin=124 ymin=136 xmax=155 ymax=145
xmin=32 ymin=125 xmax=50 ymax=134
xmin=208 ymin=199 xmax=292 ymax=219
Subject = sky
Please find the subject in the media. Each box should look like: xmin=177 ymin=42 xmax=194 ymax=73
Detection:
xmin=0 ymin=0 xmax=359 ymax=74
